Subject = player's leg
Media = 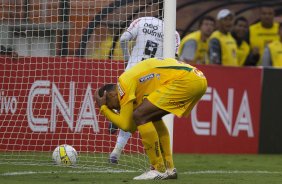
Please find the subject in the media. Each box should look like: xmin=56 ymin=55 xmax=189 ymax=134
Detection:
xmin=153 ymin=120 xmax=177 ymax=179
xmin=109 ymin=129 xmax=131 ymax=164
xmin=133 ymin=71 xmax=207 ymax=180
xmin=133 ymin=99 xmax=169 ymax=180
xmin=152 ymin=120 xmax=173 ymax=169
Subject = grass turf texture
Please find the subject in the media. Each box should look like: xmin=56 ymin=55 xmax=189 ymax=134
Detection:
xmin=0 ymin=154 xmax=282 ymax=184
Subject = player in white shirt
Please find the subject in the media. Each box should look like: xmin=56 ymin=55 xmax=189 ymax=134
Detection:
xmin=108 ymin=16 xmax=180 ymax=164
xmin=121 ymin=16 xmax=180 ymax=69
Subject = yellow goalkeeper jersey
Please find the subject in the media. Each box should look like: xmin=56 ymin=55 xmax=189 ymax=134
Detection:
xmin=117 ymin=57 xmax=197 ymax=108
xmin=101 ymin=57 xmax=207 ymax=132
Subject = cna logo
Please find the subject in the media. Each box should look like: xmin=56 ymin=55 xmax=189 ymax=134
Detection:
xmin=27 ymin=80 xmax=99 ymax=133
xmin=191 ymin=87 xmax=254 ymax=137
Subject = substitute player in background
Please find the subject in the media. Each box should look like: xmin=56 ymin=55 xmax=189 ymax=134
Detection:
xmin=208 ymin=9 xmax=238 ymax=66
xmin=231 ymin=16 xmax=260 ymax=66
xmin=94 ymin=58 xmax=207 ymax=180
xmin=108 ymin=15 xmax=180 ymax=164
xmin=179 ymin=15 xmax=215 ymax=64
xmin=247 ymin=6 xmax=279 ymax=65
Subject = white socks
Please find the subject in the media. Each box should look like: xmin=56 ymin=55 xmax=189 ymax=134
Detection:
xmin=111 ymin=129 xmax=131 ymax=157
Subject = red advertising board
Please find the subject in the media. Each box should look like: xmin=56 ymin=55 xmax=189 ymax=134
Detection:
xmin=0 ymin=57 xmax=263 ymax=154
xmin=0 ymin=57 xmax=143 ymax=153
xmin=173 ymin=65 xmax=263 ymax=154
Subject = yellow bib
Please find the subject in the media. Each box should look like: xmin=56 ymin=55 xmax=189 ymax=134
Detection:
xmin=179 ymin=31 xmax=208 ymax=64
xmin=209 ymin=31 xmax=238 ymax=66
xmin=249 ymin=22 xmax=279 ymax=65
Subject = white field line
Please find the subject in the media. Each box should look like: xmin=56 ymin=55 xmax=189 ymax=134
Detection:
xmin=1 ymin=170 xmax=282 ymax=176
xmin=183 ymin=170 xmax=282 ymax=175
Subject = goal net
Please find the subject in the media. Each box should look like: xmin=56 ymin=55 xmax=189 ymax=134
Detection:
xmin=0 ymin=0 xmax=172 ymax=172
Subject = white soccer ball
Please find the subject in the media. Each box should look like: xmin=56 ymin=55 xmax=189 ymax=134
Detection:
xmin=52 ymin=144 xmax=78 ymax=166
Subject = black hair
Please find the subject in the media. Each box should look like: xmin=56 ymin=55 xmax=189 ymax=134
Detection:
xmin=98 ymin=84 xmax=116 ymax=97
xmin=198 ymin=15 xmax=215 ymax=28
xmin=234 ymin=16 xmax=248 ymax=25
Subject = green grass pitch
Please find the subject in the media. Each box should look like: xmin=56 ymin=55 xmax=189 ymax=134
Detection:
xmin=1 ymin=154 xmax=282 ymax=184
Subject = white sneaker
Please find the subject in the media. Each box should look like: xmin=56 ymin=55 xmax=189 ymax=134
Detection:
xmin=133 ymin=170 xmax=168 ymax=180
xmin=166 ymin=168 xmax=177 ymax=179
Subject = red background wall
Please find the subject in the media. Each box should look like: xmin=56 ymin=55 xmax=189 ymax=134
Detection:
xmin=0 ymin=57 xmax=263 ymax=154
xmin=173 ymin=65 xmax=263 ymax=154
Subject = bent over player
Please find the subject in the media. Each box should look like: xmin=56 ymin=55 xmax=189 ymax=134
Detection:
xmin=108 ymin=15 xmax=180 ymax=164
xmin=94 ymin=58 xmax=207 ymax=180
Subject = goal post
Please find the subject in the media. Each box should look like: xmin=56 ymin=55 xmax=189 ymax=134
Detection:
xmin=163 ymin=0 xmax=176 ymax=153
xmin=164 ymin=0 xmax=177 ymax=58
xmin=0 ymin=0 xmax=176 ymax=171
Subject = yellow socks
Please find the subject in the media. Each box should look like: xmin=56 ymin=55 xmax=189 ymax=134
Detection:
xmin=137 ymin=122 xmax=166 ymax=173
xmin=137 ymin=120 xmax=175 ymax=172
xmin=153 ymin=120 xmax=175 ymax=170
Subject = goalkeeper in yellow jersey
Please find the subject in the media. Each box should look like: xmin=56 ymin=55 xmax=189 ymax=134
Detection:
xmin=94 ymin=58 xmax=207 ymax=180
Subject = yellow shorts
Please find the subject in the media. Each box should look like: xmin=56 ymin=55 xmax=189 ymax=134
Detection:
xmin=147 ymin=69 xmax=207 ymax=118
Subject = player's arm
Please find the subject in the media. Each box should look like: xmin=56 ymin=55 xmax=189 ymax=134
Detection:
xmin=179 ymin=40 xmax=197 ymax=63
xmin=208 ymin=38 xmax=222 ymax=65
xmin=120 ymin=18 xmax=140 ymax=68
xmin=261 ymin=46 xmax=272 ymax=67
xmin=94 ymin=88 xmax=136 ymax=133
xmin=244 ymin=48 xmax=260 ymax=66
xmin=120 ymin=31 xmax=133 ymax=67
xmin=100 ymin=102 xmax=136 ymax=133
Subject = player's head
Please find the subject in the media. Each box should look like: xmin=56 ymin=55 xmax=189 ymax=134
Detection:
xmin=198 ymin=15 xmax=215 ymax=37
xmin=232 ymin=16 xmax=248 ymax=39
xmin=98 ymin=84 xmax=120 ymax=110
xmin=260 ymin=5 xmax=275 ymax=27
xmin=216 ymin=9 xmax=234 ymax=34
